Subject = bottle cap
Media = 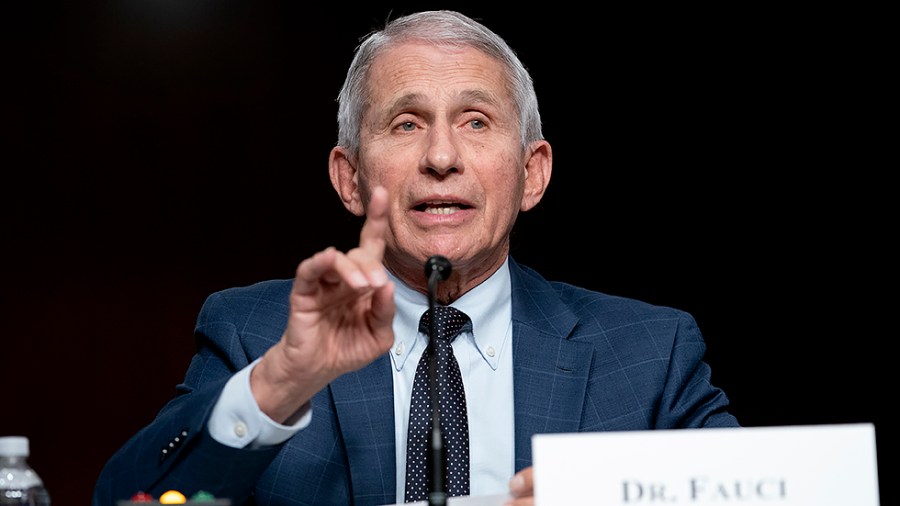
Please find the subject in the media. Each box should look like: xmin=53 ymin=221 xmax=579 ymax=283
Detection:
xmin=0 ymin=436 xmax=30 ymax=457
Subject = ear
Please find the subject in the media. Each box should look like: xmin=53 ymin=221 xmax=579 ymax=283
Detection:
xmin=520 ymin=140 xmax=552 ymax=212
xmin=329 ymin=146 xmax=365 ymax=216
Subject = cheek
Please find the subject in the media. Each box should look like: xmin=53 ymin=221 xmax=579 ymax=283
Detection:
xmin=485 ymin=169 xmax=526 ymax=219
xmin=359 ymin=166 xmax=401 ymax=194
xmin=493 ymin=152 xmax=527 ymax=194
xmin=355 ymin=152 xmax=390 ymax=190
xmin=359 ymin=142 xmax=418 ymax=183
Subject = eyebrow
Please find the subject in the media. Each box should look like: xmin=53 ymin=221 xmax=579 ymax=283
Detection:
xmin=385 ymin=93 xmax=425 ymax=117
xmin=383 ymin=89 xmax=502 ymax=119
xmin=457 ymin=89 xmax=502 ymax=110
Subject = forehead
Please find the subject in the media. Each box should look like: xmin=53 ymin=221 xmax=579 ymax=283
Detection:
xmin=367 ymin=41 xmax=513 ymax=105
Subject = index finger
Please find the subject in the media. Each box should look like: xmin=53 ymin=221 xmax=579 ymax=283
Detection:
xmin=358 ymin=185 xmax=390 ymax=258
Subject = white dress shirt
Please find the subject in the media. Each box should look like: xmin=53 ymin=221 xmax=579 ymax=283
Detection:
xmin=208 ymin=258 xmax=515 ymax=502
xmin=389 ymin=259 xmax=515 ymax=501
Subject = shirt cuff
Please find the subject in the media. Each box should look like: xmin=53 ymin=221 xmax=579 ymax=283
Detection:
xmin=208 ymin=358 xmax=312 ymax=449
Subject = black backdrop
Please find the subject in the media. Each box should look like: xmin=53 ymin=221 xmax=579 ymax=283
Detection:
xmin=3 ymin=2 xmax=891 ymax=504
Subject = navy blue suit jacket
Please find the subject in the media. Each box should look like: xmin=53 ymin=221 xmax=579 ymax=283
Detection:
xmin=93 ymin=257 xmax=738 ymax=505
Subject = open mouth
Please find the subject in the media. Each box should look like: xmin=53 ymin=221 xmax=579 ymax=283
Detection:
xmin=414 ymin=202 xmax=473 ymax=214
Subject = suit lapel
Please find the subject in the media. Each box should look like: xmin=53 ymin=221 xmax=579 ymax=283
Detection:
xmin=330 ymin=354 xmax=396 ymax=502
xmin=327 ymin=259 xmax=592 ymax=491
xmin=509 ymin=260 xmax=593 ymax=471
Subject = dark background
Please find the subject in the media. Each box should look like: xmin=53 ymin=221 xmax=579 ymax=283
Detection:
xmin=3 ymin=2 xmax=891 ymax=504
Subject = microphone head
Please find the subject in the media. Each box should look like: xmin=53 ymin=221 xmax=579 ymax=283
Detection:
xmin=424 ymin=255 xmax=452 ymax=281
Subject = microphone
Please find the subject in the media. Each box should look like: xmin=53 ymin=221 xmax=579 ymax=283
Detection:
xmin=424 ymin=255 xmax=451 ymax=506
xmin=425 ymin=255 xmax=452 ymax=285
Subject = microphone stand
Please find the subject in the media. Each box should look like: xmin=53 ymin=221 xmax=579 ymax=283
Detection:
xmin=425 ymin=255 xmax=451 ymax=506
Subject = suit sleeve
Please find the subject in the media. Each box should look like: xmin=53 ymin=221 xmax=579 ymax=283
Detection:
xmin=92 ymin=291 xmax=284 ymax=505
xmin=654 ymin=312 xmax=740 ymax=429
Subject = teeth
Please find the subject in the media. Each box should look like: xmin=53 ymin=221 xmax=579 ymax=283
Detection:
xmin=425 ymin=205 xmax=459 ymax=215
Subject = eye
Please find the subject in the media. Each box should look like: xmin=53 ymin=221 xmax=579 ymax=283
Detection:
xmin=400 ymin=121 xmax=416 ymax=132
xmin=469 ymin=119 xmax=485 ymax=130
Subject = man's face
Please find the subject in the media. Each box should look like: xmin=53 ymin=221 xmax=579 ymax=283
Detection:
xmin=355 ymin=42 xmax=529 ymax=281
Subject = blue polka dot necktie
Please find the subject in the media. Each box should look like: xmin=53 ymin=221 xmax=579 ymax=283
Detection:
xmin=405 ymin=306 xmax=472 ymax=502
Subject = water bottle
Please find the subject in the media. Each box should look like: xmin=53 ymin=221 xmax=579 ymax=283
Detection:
xmin=0 ymin=436 xmax=51 ymax=506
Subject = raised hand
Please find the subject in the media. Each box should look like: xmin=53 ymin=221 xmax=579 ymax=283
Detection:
xmin=250 ymin=186 xmax=396 ymax=423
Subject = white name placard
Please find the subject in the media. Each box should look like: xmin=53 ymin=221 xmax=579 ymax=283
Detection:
xmin=533 ymin=423 xmax=879 ymax=505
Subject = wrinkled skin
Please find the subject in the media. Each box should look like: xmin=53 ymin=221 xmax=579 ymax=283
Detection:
xmin=253 ymin=41 xmax=552 ymax=505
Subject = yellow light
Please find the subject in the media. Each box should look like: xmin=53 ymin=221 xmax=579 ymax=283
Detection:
xmin=159 ymin=490 xmax=187 ymax=504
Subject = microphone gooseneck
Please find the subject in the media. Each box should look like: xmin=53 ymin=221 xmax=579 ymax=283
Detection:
xmin=425 ymin=255 xmax=452 ymax=506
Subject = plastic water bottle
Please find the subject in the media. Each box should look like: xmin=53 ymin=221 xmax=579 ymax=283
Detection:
xmin=0 ymin=436 xmax=51 ymax=505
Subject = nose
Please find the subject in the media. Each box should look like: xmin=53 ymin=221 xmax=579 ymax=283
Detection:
xmin=422 ymin=122 xmax=460 ymax=176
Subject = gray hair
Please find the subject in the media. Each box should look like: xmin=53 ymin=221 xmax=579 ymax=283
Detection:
xmin=335 ymin=10 xmax=543 ymax=157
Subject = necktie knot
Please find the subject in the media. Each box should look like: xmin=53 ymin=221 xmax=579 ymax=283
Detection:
xmin=419 ymin=306 xmax=472 ymax=342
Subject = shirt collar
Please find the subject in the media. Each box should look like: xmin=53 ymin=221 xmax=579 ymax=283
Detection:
xmin=388 ymin=257 xmax=512 ymax=372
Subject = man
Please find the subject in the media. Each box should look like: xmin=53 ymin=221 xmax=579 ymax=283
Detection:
xmin=94 ymin=10 xmax=738 ymax=505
